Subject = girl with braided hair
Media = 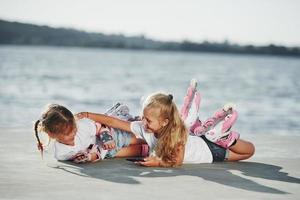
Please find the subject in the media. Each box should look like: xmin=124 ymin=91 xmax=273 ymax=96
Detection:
xmin=34 ymin=104 xmax=148 ymax=163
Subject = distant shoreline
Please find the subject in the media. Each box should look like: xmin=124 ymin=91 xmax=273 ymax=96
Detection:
xmin=2 ymin=44 xmax=300 ymax=60
xmin=1 ymin=19 xmax=300 ymax=57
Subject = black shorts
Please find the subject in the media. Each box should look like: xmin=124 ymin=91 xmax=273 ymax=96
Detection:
xmin=200 ymin=135 xmax=228 ymax=162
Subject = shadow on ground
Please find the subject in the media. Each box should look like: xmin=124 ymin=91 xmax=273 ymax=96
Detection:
xmin=49 ymin=159 xmax=300 ymax=194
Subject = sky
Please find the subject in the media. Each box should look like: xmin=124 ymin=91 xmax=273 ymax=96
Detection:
xmin=0 ymin=0 xmax=300 ymax=47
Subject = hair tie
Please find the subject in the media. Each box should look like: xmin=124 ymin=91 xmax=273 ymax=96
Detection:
xmin=168 ymin=94 xmax=173 ymax=102
xmin=40 ymin=113 xmax=48 ymax=122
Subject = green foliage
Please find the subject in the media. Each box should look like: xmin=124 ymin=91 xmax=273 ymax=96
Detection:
xmin=0 ymin=19 xmax=299 ymax=57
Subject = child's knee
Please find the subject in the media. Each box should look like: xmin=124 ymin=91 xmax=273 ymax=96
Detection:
xmin=246 ymin=141 xmax=255 ymax=158
xmin=249 ymin=142 xmax=255 ymax=156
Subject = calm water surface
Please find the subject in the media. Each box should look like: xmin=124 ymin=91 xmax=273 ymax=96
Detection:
xmin=0 ymin=45 xmax=299 ymax=135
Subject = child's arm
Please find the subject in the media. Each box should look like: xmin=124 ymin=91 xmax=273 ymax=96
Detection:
xmin=75 ymin=112 xmax=132 ymax=133
xmin=137 ymin=145 xmax=185 ymax=167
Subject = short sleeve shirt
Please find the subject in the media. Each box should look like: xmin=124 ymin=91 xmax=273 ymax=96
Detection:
xmin=54 ymin=118 xmax=97 ymax=160
xmin=130 ymin=121 xmax=213 ymax=163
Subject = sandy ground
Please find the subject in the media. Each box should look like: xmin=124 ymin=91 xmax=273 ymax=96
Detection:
xmin=0 ymin=128 xmax=300 ymax=200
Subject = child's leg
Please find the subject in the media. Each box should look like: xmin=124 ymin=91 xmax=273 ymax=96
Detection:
xmin=226 ymin=139 xmax=255 ymax=161
xmin=113 ymin=133 xmax=149 ymax=157
xmin=180 ymin=79 xmax=201 ymax=129
xmin=114 ymin=144 xmax=144 ymax=157
xmin=128 ymin=134 xmax=149 ymax=157
xmin=128 ymin=132 xmax=147 ymax=145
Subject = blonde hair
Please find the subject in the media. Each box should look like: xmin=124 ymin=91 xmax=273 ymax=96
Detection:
xmin=143 ymin=93 xmax=187 ymax=166
xmin=34 ymin=104 xmax=75 ymax=157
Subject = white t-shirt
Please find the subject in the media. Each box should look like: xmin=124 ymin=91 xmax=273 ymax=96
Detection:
xmin=130 ymin=121 xmax=213 ymax=164
xmin=54 ymin=118 xmax=107 ymax=160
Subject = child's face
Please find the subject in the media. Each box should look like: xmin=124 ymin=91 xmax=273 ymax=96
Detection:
xmin=142 ymin=107 xmax=168 ymax=134
xmin=49 ymin=123 xmax=77 ymax=145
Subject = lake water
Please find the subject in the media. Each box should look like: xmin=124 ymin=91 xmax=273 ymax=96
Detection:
xmin=0 ymin=45 xmax=299 ymax=135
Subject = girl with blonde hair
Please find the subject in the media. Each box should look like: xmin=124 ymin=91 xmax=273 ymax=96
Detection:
xmin=76 ymin=80 xmax=255 ymax=167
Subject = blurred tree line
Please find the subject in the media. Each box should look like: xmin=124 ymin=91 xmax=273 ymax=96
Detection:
xmin=0 ymin=19 xmax=299 ymax=57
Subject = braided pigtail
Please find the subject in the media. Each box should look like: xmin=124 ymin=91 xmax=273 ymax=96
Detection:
xmin=34 ymin=119 xmax=44 ymax=159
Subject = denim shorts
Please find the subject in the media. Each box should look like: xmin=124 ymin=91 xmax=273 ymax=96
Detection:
xmin=105 ymin=128 xmax=133 ymax=158
xmin=200 ymin=135 xmax=229 ymax=162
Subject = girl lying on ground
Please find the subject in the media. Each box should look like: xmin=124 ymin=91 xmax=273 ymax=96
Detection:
xmin=34 ymin=103 xmax=148 ymax=163
xmin=75 ymin=79 xmax=255 ymax=167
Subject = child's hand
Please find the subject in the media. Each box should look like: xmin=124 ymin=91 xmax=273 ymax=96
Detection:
xmin=74 ymin=112 xmax=88 ymax=120
xmin=72 ymin=144 xmax=102 ymax=163
xmin=103 ymin=141 xmax=116 ymax=150
xmin=135 ymin=156 xmax=161 ymax=167
xmin=72 ymin=151 xmax=91 ymax=163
